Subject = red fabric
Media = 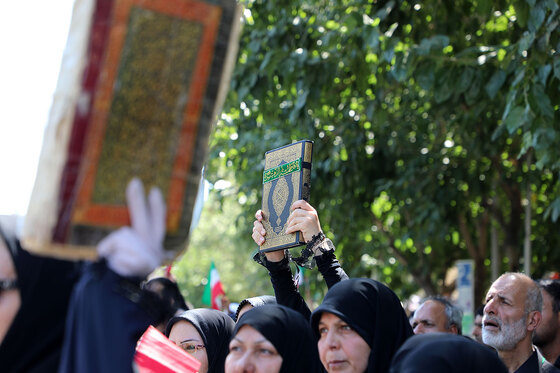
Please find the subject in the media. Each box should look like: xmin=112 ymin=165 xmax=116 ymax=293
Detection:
xmin=134 ymin=326 xmax=201 ymax=373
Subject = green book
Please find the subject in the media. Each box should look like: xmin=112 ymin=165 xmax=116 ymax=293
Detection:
xmin=260 ymin=140 xmax=313 ymax=252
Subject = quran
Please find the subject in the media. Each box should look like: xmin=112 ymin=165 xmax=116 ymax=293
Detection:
xmin=22 ymin=0 xmax=242 ymax=260
xmin=260 ymin=140 xmax=313 ymax=252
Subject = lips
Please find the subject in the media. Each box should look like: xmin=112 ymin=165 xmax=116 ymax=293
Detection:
xmin=483 ymin=316 xmax=501 ymax=331
xmin=327 ymin=360 xmax=348 ymax=370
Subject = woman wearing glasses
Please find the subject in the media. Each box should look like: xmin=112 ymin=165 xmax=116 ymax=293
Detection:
xmin=166 ymin=308 xmax=235 ymax=373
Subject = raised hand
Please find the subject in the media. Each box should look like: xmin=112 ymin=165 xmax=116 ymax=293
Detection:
xmin=285 ymin=200 xmax=322 ymax=243
xmin=97 ymin=178 xmax=166 ymax=277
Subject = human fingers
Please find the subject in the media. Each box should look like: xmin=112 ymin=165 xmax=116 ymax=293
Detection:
xmin=290 ymin=200 xmax=314 ymax=212
xmin=255 ymin=210 xmax=264 ymax=220
xmin=252 ymin=221 xmax=266 ymax=245
xmin=126 ymin=178 xmax=149 ymax=239
xmin=148 ymin=186 xmax=166 ymax=243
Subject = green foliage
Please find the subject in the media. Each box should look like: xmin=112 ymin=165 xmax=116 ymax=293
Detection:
xmin=172 ymin=189 xmax=274 ymax=307
xmin=200 ymin=0 xmax=560 ymax=303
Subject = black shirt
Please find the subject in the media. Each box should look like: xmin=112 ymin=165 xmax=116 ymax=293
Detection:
xmin=515 ymin=349 xmax=560 ymax=373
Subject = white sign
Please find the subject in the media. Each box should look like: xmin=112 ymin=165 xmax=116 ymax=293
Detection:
xmin=456 ymin=260 xmax=474 ymax=336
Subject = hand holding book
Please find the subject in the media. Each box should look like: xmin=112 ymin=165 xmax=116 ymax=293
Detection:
xmin=285 ymin=200 xmax=322 ymax=243
xmin=252 ymin=200 xmax=324 ymax=262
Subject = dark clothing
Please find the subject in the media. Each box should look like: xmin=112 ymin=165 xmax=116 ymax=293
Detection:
xmin=165 ymin=308 xmax=235 ymax=373
xmin=311 ymin=278 xmax=413 ymax=373
xmin=58 ymin=260 xmax=154 ymax=373
xmin=555 ymin=356 xmax=560 ymax=369
xmin=234 ymin=304 xmax=323 ymax=373
xmin=263 ymin=250 xmax=348 ymax=319
xmin=0 ymin=231 xmax=81 ymax=373
xmin=389 ymin=333 xmax=508 ymax=373
xmin=235 ymin=295 xmax=276 ymax=321
xmin=515 ymin=349 xmax=560 ymax=373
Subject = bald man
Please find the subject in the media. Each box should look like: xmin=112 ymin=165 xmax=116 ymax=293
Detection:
xmin=483 ymin=272 xmax=560 ymax=373
xmin=411 ymin=296 xmax=463 ymax=335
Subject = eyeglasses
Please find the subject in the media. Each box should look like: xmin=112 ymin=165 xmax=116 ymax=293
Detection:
xmin=0 ymin=278 xmax=17 ymax=293
xmin=179 ymin=342 xmax=205 ymax=354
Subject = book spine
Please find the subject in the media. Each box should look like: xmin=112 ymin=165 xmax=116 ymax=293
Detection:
xmin=300 ymin=141 xmax=313 ymax=202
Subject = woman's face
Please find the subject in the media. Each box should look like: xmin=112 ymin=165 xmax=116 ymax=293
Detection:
xmin=168 ymin=320 xmax=209 ymax=373
xmin=317 ymin=312 xmax=371 ymax=373
xmin=0 ymin=240 xmax=20 ymax=344
xmin=225 ymin=324 xmax=283 ymax=373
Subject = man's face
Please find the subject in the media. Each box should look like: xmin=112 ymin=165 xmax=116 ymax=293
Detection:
xmin=472 ymin=314 xmax=483 ymax=343
xmin=482 ymin=275 xmax=529 ymax=351
xmin=411 ymin=300 xmax=450 ymax=334
xmin=533 ymin=289 xmax=559 ymax=347
xmin=0 ymin=239 xmax=21 ymax=344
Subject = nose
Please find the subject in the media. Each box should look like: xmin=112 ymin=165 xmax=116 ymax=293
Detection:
xmin=484 ymin=299 xmax=495 ymax=315
xmin=413 ymin=324 xmax=424 ymax=334
xmin=324 ymin=329 xmax=341 ymax=349
xmin=232 ymin=352 xmax=255 ymax=373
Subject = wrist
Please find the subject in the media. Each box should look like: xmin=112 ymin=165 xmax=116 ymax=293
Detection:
xmin=307 ymin=232 xmax=335 ymax=256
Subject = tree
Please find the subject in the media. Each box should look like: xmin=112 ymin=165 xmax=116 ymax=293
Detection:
xmin=200 ymin=0 xmax=560 ymax=303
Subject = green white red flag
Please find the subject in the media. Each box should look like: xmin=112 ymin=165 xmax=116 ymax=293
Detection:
xmin=202 ymin=261 xmax=225 ymax=310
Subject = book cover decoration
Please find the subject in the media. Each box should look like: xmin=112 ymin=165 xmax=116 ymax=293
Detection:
xmin=260 ymin=140 xmax=313 ymax=252
xmin=22 ymin=0 xmax=242 ymax=260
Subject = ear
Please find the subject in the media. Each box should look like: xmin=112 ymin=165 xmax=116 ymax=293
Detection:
xmin=527 ymin=311 xmax=541 ymax=332
xmin=449 ymin=324 xmax=459 ymax=334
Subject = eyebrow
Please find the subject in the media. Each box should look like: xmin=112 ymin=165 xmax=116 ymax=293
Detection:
xmin=179 ymin=338 xmax=200 ymax=344
xmin=233 ymin=336 xmax=269 ymax=345
xmin=486 ymin=292 xmax=512 ymax=303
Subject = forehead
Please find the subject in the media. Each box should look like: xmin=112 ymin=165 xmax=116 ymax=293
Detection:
xmin=168 ymin=320 xmax=202 ymax=343
xmin=486 ymin=275 xmax=526 ymax=301
xmin=318 ymin=312 xmax=343 ymax=325
xmin=415 ymin=301 xmax=445 ymax=320
xmin=235 ymin=324 xmax=273 ymax=346
xmin=541 ymin=289 xmax=553 ymax=306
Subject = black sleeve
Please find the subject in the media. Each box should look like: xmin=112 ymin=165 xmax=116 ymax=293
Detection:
xmin=58 ymin=260 xmax=154 ymax=373
xmin=315 ymin=249 xmax=349 ymax=289
xmin=262 ymin=256 xmax=312 ymax=320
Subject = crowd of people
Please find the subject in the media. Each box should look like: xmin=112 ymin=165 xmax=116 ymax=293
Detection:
xmin=0 ymin=179 xmax=559 ymax=373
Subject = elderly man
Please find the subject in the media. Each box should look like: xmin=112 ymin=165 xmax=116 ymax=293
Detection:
xmin=483 ymin=272 xmax=560 ymax=373
xmin=534 ymin=279 xmax=560 ymax=369
xmin=411 ymin=295 xmax=463 ymax=335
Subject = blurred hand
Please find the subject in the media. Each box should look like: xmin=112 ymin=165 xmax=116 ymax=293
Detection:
xmin=285 ymin=200 xmax=322 ymax=243
xmin=97 ymin=178 xmax=166 ymax=278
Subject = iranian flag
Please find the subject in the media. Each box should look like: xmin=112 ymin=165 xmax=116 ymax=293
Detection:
xmin=202 ymin=261 xmax=225 ymax=310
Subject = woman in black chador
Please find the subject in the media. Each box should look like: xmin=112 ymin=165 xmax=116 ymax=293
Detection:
xmin=389 ymin=333 xmax=508 ymax=373
xmin=311 ymin=278 xmax=414 ymax=373
xmin=166 ymin=308 xmax=235 ymax=373
xmin=226 ymin=304 xmax=323 ymax=373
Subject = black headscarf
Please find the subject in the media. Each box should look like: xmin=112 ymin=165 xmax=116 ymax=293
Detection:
xmin=389 ymin=333 xmax=508 ymax=373
xmin=310 ymin=278 xmax=413 ymax=373
xmin=234 ymin=295 xmax=276 ymax=321
xmin=165 ymin=308 xmax=235 ymax=373
xmin=0 ymin=229 xmax=81 ymax=373
xmin=234 ymin=304 xmax=322 ymax=373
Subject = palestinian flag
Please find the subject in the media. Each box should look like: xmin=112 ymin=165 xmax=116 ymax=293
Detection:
xmin=202 ymin=261 xmax=225 ymax=310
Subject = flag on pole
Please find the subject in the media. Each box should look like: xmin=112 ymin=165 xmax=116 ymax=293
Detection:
xmin=202 ymin=261 xmax=225 ymax=310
